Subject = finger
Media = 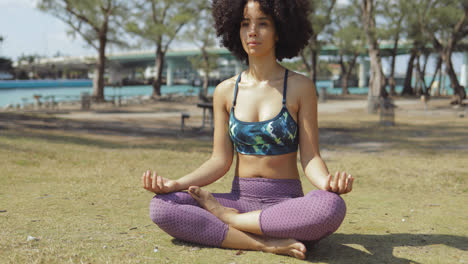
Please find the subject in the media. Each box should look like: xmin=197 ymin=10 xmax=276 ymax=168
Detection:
xmin=332 ymin=172 xmax=340 ymax=192
xmin=152 ymin=171 xmax=157 ymax=190
xmin=157 ymin=173 xmax=164 ymax=191
xmin=145 ymin=170 xmax=151 ymax=189
xmin=159 ymin=175 xmax=166 ymax=192
xmin=326 ymin=174 xmax=332 ymax=191
xmin=346 ymin=175 xmax=354 ymax=193
xmin=344 ymin=175 xmax=350 ymax=193
xmin=338 ymin=172 xmax=347 ymax=193
xmin=142 ymin=172 xmax=146 ymax=188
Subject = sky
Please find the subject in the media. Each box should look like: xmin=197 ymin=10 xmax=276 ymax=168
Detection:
xmin=0 ymin=0 xmax=464 ymax=76
xmin=0 ymin=0 xmax=95 ymax=59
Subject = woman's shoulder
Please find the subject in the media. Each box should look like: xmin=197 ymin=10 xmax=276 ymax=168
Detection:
xmin=213 ymin=75 xmax=239 ymax=105
xmin=287 ymin=70 xmax=316 ymax=97
xmin=214 ymin=75 xmax=238 ymax=97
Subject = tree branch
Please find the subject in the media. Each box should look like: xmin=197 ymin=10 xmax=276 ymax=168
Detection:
xmin=63 ymin=0 xmax=100 ymax=33
xmin=163 ymin=22 xmax=186 ymax=52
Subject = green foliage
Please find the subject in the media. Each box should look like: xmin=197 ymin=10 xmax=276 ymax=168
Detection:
xmin=37 ymin=0 xmax=129 ymax=50
xmin=332 ymin=3 xmax=366 ymax=55
xmin=309 ymin=0 xmax=337 ymax=41
xmin=377 ymin=0 xmax=408 ymax=40
xmin=125 ymin=0 xmax=199 ymax=50
xmin=17 ymin=54 xmax=43 ymax=65
xmin=0 ymin=57 xmax=13 ymax=72
xmin=184 ymin=3 xmax=219 ymax=75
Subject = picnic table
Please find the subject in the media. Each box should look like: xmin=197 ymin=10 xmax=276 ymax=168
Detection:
xmin=197 ymin=102 xmax=213 ymax=129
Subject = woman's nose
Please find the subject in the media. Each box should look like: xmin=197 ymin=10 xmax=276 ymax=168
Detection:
xmin=248 ymin=24 xmax=257 ymax=37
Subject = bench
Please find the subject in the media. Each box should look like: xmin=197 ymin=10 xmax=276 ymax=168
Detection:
xmin=181 ymin=112 xmax=190 ymax=132
xmin=197 ymin=102 xmax=213 ymax=129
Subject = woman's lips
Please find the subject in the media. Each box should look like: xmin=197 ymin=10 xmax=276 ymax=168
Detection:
xmin=248 ymin=42 xmax=260 ymax=47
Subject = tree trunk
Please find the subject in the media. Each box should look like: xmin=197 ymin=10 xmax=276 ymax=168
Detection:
xmin=444 ymin=51 xmax=466 ymax=104
xmin=361 ymin=0 xmax=387 ymax=113
xmin=339 ymin=52 xmax=349 ymax=95
xmin=309 ymin=34 xmax=318 ymax=84
xmin=92 ymin=32 xmax=107 ymax=102
xmin=435 ymin=63 xmax=443 ymax=96
xmin=368 ymin=45 xmax=388 ymax=98
xmin=340 ymin=52 xmax=358 ymax=95
xmin=152 ymin=44 xmax=165 ymax=98
xmin=200 ymin=47 xmax=209 ymax=102
xmin=388 ymin=36 xmax=399 ymax=96
xmin=420 ymin=54 xmax=429 ymax=94
xmin=414 ymin=56 xmax=422 ymax=95
xmin=402 ymin=49 xmax=416 ymax=95
xmin=428 ymin=55 xmax=442 ymax=96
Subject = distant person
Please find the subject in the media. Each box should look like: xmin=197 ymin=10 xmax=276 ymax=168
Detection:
xmin=142 ymin=0 xmax=354 ymax=259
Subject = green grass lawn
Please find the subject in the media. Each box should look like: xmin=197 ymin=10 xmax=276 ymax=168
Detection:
xmin=0 ymin=107 xmax=467 ymax=263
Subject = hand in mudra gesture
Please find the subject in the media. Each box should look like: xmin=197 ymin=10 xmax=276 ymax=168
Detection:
xmin=142 ymin=170 xmax=178 ymax=194
xmin=326 ymin=172 xmax=354 ymax=195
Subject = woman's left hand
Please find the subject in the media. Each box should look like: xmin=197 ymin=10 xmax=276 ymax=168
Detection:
xmin=326 ymin=172 xmax=354 ymax=195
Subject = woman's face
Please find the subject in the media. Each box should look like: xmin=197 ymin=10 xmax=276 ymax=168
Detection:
xmin=239 ymin=0 xmax=278 ymax=59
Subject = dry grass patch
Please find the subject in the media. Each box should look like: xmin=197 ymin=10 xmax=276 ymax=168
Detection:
xmin=0 ymin=104 xmax=467 ymax=263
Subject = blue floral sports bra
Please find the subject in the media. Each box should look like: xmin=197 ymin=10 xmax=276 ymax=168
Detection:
xmin=228 ymin=69 xmax=299 ymax=155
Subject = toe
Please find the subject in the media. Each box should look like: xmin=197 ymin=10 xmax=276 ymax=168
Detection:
xmin=188 ymin=186 xmax=200 ymax=196
xmin=297 ymin=243 xmax=306 ymax=253
xmin=290 ymin=249 xmax=306 ymax=260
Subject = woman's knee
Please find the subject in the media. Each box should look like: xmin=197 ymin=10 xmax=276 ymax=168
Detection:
xmin=149 ymin=193 xmax=188 ymax=225
xmin=305 ymin=190 xmax=346 ymax=231
xmin=149 ymin=195 xmax=169 ymax=224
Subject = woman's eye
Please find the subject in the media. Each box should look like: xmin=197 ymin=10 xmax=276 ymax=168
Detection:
xmin=241 ymin=22 xmax=249 ymax=27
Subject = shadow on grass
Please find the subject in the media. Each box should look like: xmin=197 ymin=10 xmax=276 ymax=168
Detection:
xmin=0 ymin=112 xmax=212 ymax=139
xmin=171 ymin=233 xmax=467 ymax=263
xmin=2 ymin=112 xmax=467 ymax=153
xmin=0 ymin=112 xmax=213 ymax=152
xmin=307 ymin=233 xmax=468 ymax=263
xmin=320 ymin=121 xmax=468 ymax=152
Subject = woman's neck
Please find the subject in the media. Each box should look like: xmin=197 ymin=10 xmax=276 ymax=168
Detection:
xmin=246 ymin=55 xmax=283 ymax=82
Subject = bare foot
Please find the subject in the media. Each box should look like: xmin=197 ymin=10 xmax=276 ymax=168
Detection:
xmin=188 ymin=186 xmax=239 ymax=223
xmin=262 ymin=237 xmax=307 ymax=260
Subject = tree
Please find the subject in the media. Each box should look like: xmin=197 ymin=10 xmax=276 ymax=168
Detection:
xmin=418 ymin=0 xmax=468 ymax=104
xmin=332 ymin=3 xmax=366 ymax=95
xmin=126 ymin=0 xmax=197 ymax=98
xmin=38 ymin=0 xmax=128 ymax=101
xmin=301 ymin=0 xmax=337 ymax=84
xmin=0 ymin=57 xmax=14 ymax=76
xmin=379 ymin=0 xmax=408 ymax=95
xmin=360 ymin=0 xmax=388 ymax=113
xmin=185 ymin=2 xmax=219 ymax=102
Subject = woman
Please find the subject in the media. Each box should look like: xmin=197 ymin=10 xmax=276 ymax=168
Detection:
xmin=142 ymin=0 xmax=354 ymax=260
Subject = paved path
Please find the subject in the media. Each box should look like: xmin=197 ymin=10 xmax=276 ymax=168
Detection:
xmin=317 ymin=98 xmax=418 ymax=113
xmin=55 ymin=98 xmax=452 ymax=121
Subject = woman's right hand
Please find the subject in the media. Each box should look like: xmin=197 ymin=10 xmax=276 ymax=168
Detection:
xmin=142 ymin=170 xmax=179 ymax=194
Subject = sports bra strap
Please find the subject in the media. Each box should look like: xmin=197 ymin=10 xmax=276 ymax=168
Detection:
xmin=232 ymin=69 xmax=289 ymax=107
xmin=233 ymin=72 xmax=242 ymax=107
xmin=282 ymin=69 xmax=289 ymax=105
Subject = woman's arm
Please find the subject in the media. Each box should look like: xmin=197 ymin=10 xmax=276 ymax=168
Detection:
xmin=142 ymin=80 xmax=235 ymax=194
xmin=296 ymin=77 xmax=353 ymax=194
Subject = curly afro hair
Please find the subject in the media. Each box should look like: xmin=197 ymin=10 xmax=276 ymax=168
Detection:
xmin=212 ymin=0 xmax=312 ymax=63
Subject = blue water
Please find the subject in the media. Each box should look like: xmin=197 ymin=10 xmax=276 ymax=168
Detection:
xmin=0 ymin=84 xmax=216 ymax=107
xmin=0 ymin=79 xmax=92 ymax=88
xmin=0 ymin=79 xmax=462 ymax=107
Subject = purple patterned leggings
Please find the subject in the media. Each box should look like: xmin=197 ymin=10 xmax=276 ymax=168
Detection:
xmin=149 ymin=176 xmax=346 ymax=247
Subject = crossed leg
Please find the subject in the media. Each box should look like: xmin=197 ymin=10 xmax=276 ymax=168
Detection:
xmin=188 ymin=186 xmax=307 ymax=259
xmin=150 ymin=186 xmax=344 ymax=260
